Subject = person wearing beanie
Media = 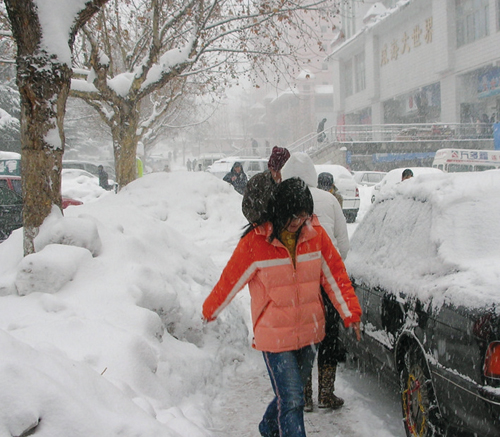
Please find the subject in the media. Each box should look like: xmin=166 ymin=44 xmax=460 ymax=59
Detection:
xmin=242 ymin=146 xmax=290 ymax=224
xmin=203 ymin=177 xmax=361 ymax=437
xmin=281 ymin=153 xmax=349 ymax=412
xmin=317 ymin=172 xmax=343 ymax=208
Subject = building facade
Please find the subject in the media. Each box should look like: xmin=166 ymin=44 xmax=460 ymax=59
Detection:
xmin=330 ymin=0 xmax=500 ymax=128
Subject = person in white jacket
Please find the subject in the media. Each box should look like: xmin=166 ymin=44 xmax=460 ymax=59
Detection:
xmin=281 ymin=152 xmax=349 ymax=412
xmin=281 ymin=153 xmax=349 ymax=258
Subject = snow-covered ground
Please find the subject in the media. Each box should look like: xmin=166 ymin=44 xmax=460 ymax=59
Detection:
xmin=0 ymin=165 xmax=405 ymax=436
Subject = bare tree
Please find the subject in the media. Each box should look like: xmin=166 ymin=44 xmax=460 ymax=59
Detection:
xmin=71 ymin=0 xmax=338 ymax=188
xmin=4 ymin=0 xmax=109 ymax=255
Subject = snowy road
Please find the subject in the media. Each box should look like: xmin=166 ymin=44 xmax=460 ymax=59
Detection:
xmin=210 ymin=348 xmax=406 ymax=437
xmin=208 ymin=186 xmax=406 ymax=436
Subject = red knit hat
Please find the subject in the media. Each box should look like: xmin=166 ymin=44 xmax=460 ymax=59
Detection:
xmin=268 ymin=146 xmax=290 ymax=171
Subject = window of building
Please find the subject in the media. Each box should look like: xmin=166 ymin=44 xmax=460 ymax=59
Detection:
xmin=344 ymin=59 xmax=353 ymax=97
xmin=456 ymin=0 xmax=489 ymax=47
xmin=354 ymin=52 xmax=366 ymax=92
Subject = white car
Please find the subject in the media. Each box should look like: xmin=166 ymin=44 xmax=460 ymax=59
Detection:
xmin=352 ymin=170 xmax=387 ymax=187
xmin=62 ymin=160 xmax=115 ymax=179
xmin=314 ymin=164 xmax=360 ymax=223
xmin=207 ymin=157 xmax=268 ymax=180
xmin=371 ymin=167 xmax=444 ymax=203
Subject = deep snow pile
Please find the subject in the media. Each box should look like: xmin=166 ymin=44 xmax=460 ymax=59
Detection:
xmin=0 ymin=171 xmax=250 ymax=436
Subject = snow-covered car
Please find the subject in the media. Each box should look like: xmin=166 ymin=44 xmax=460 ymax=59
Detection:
xmin=371 ymin=166 xmax=443 ymax=203
xmin=352 ymin=170 xmax=387 ymax=186
xmin=314 ymin=164 xmax=360 ymax=223
xmin=207 ymin=157 xmax=268 ymax=180
xmin=343 ymin=170 xmax=500 ymax=437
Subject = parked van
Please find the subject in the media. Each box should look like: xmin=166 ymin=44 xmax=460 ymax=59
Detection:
xmin=432 ymin=148 xmax=500 ymax=172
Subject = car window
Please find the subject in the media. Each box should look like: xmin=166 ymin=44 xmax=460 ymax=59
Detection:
xmin=367 ymin=173 xmax=383 ymax=183
xmin=0 ymin=159 xmax=21 ymax=176
xmin=10 ymin=179 xmax=22 ymax=195
xmin=64 ymin=163 xmax=85 ymax=170
xmin=247 ymin=161 xmax=261 ymax=171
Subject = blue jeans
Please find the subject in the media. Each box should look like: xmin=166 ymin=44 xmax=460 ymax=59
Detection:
xmin=259 ymin=345 xmax=317 ymax=437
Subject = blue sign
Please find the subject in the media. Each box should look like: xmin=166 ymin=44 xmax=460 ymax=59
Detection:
xmin=478 ymin=68 xmax=500 ymax=99
xmin=372 ymin=152 xmax=435 ymax=163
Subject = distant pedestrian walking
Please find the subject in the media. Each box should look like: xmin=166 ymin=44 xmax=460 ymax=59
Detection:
xmin=317 ymin=118 xmax=327 ymax=143
xmin=223 ymin=162 xmax=248 ymax=195
xmin=187 ymin=159 xmax=192 ymax=171
xmin=97 ymin=165 xmax=113 ymax=191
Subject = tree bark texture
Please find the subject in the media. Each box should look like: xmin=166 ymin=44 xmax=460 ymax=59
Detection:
xmin=4 ymin=0 xmax=108 ymax=255
xmin=111 ymin=105 xmax=140 ymax=188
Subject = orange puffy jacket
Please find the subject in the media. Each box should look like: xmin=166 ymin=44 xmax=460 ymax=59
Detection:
xmin=202 ymin=216 xmax=361 ymax=353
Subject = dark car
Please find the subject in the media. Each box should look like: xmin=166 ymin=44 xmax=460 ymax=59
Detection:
xmin=342 ymin=170 xmax=500 ymax=436
xmin=0 ymin=185 xmax=22 ymax=241
xmin=0 ymin=176 xmax=83 ymax=241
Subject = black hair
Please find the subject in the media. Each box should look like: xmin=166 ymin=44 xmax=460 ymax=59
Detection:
xmin=267 ymin=177 xmax=313 ymax=242
xmin=402 ymin=169 xmax=413 ymax=179
xmin=240 ymin=177 xmax=314 ymax=239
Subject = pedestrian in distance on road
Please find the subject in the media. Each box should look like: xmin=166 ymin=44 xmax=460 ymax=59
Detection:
xmin=202 ymin=177 xmax=362 ymax=437
xmin=223 ymin=161 xmax=248 ymax=195
xmin=242 ymin=146 xmax=290 ymax=225
xmin=186 ymin=159 xmax=192 ymax=171
xmin=281 ymin=154 xmax=349 ymax=412
xmin=97 ymin=165 xmax=113 ymax=191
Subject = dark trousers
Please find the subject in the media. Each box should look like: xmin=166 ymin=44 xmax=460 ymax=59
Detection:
xmin=317 ymin=288 xmax=344 ymax=367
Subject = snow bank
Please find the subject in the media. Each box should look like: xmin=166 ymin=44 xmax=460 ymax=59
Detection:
xmin=0 ymin=171 xmax=250 ymax=435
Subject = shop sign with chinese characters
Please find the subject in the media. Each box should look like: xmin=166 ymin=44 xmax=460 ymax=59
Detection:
xmin=381 ymin=17 xmax=433 ymax=66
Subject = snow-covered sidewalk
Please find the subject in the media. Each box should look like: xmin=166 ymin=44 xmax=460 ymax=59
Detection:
xmin=210 ymin=348 xmax=405 ymax=437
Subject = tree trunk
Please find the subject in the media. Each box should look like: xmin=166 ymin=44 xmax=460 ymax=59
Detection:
xmin=4 ymin=0 xmax=107 ymax=255
xmin=17 ymin=54 xmax=70 ymax=254
xmin=112 ymin=104 xmax=140 ymax=188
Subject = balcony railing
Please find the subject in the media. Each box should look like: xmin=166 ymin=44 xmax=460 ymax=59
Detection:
xmin=288 ymin=122 xmax=495 ymax=153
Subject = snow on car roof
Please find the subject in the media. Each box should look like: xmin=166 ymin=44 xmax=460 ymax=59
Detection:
xmin=346 ymin=169 xmax=500 ymax=310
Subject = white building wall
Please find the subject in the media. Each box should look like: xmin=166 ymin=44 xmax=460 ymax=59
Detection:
xmin=330 ymin=0 xmax=500 ymax=126
xmin=377 ymin=1 xmax=438 ymax=101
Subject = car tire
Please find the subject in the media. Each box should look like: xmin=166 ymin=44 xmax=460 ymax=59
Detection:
xmin=400 ymin=344 xmax=445 ymax=437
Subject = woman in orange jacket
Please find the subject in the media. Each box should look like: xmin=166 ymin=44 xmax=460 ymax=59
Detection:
xmin=203 ymin=177 xmax=361 ymax=437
